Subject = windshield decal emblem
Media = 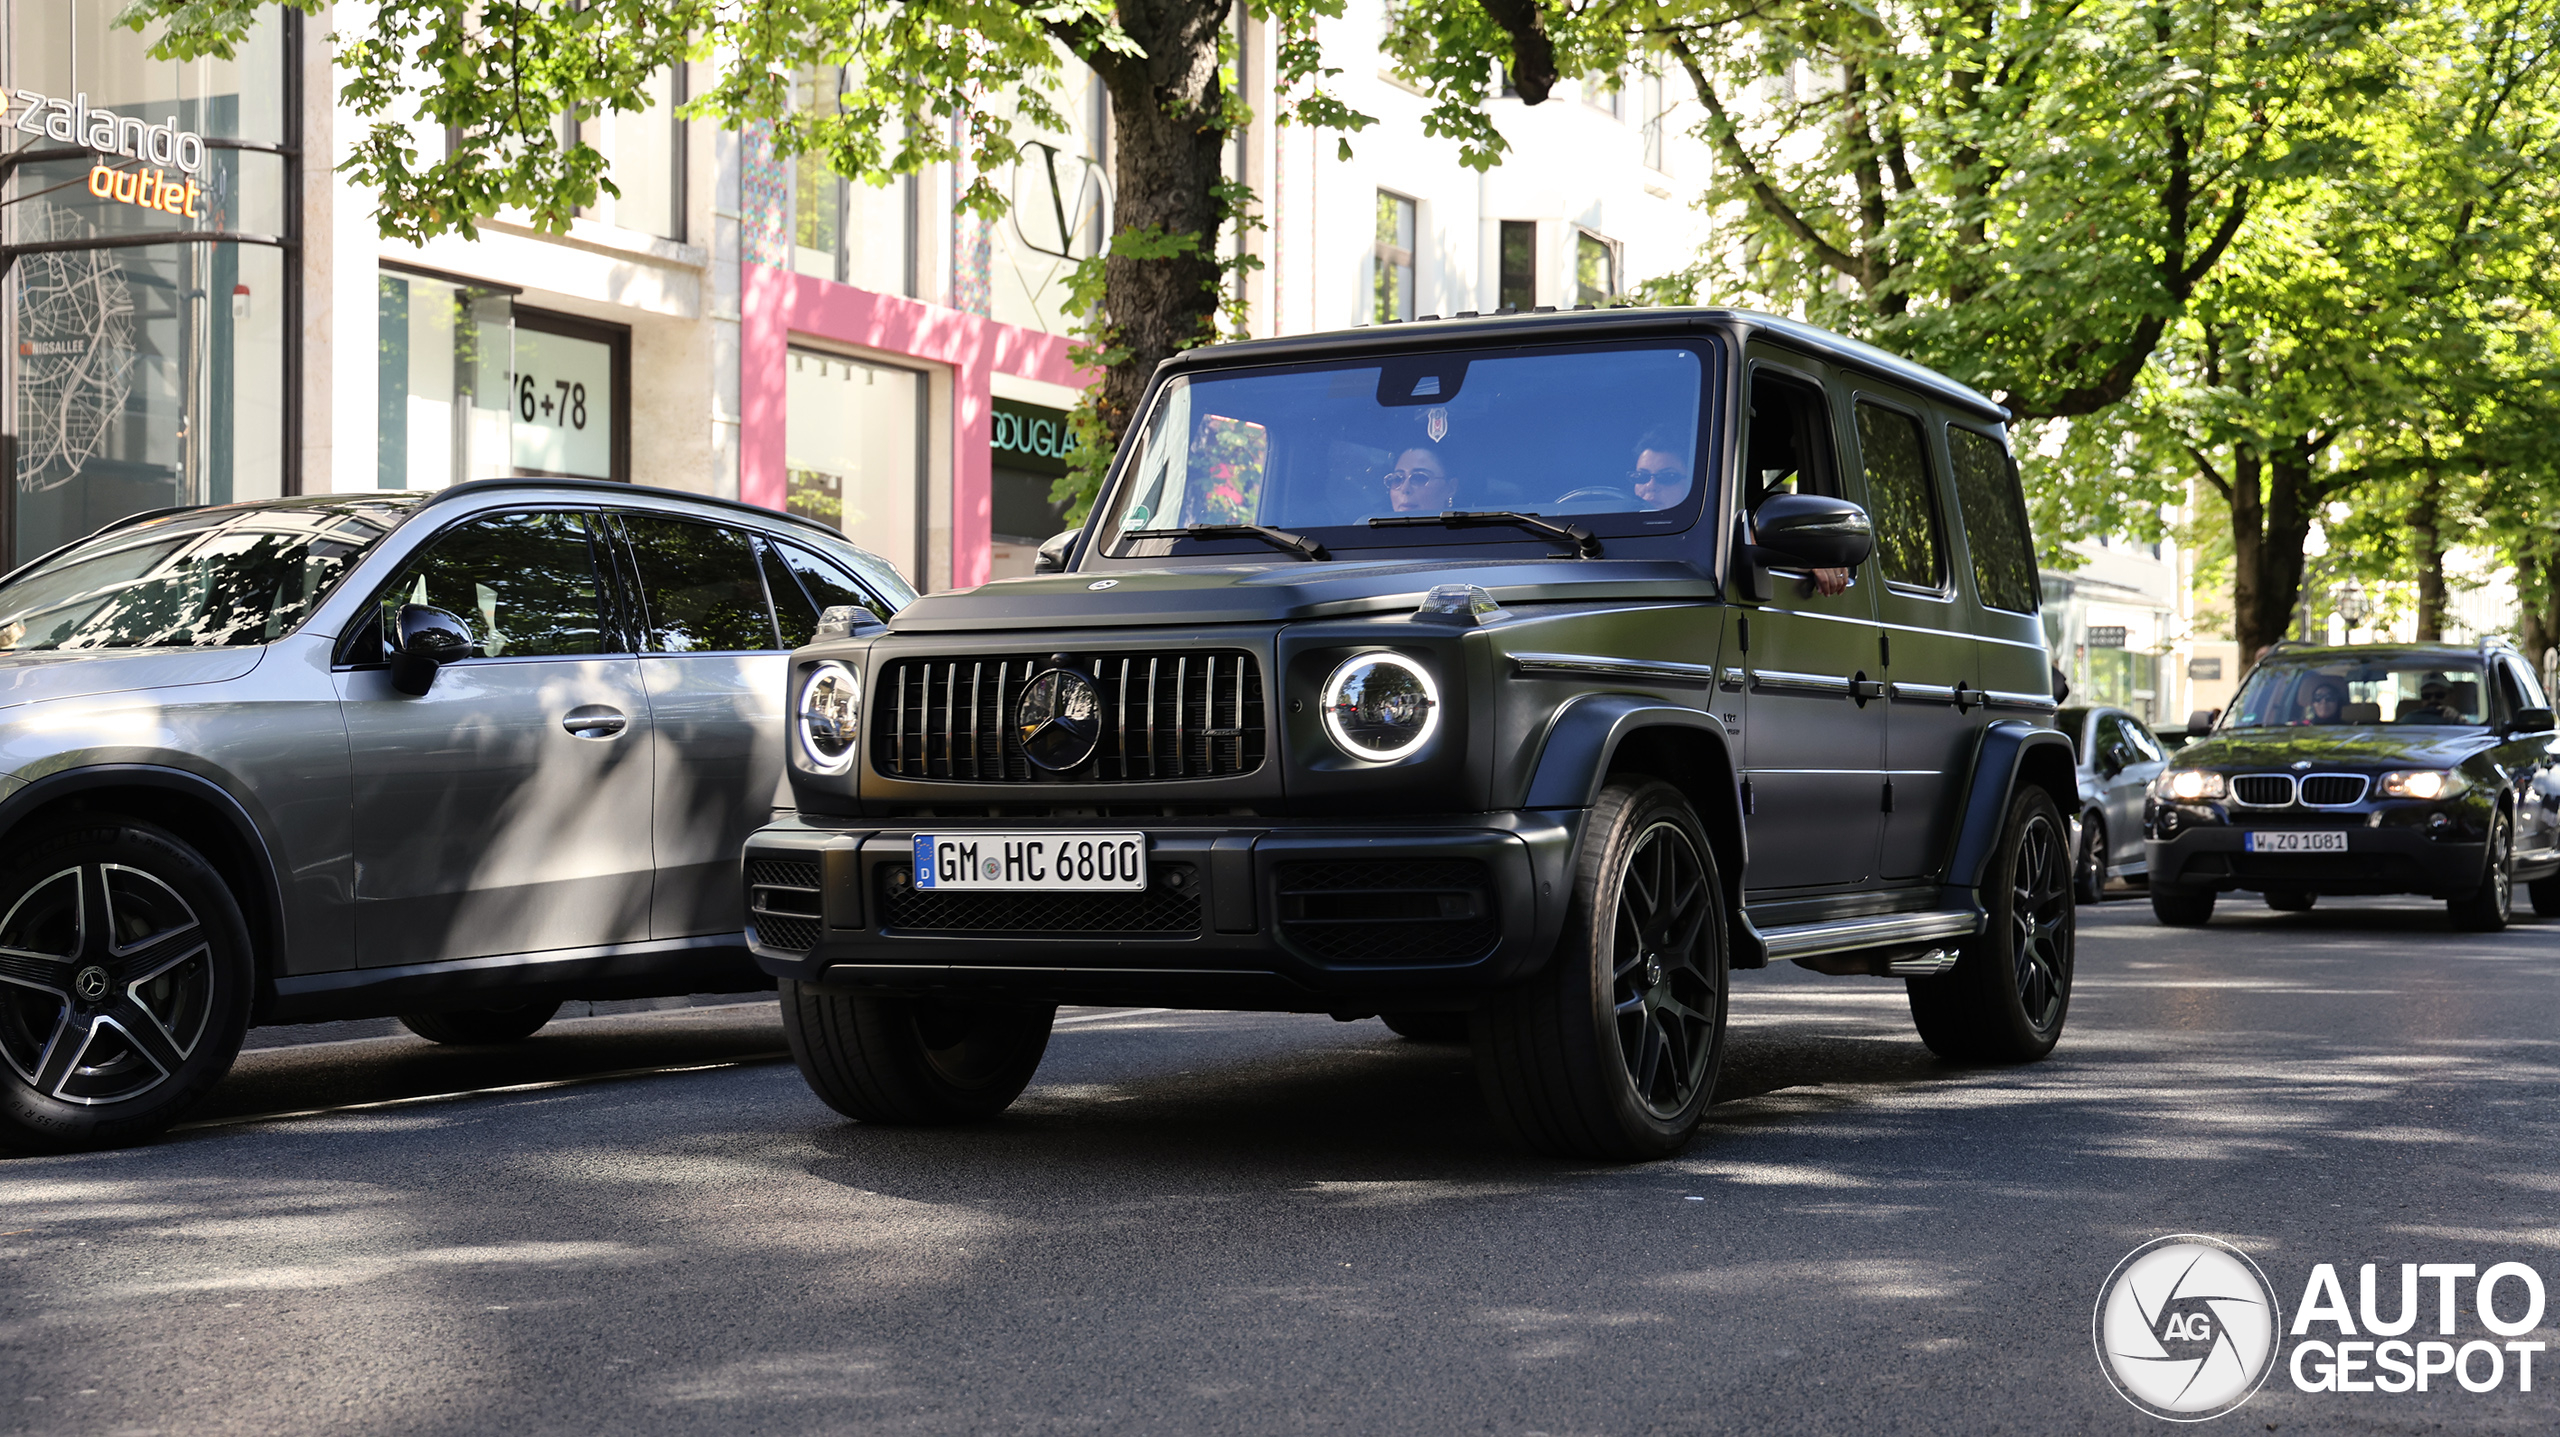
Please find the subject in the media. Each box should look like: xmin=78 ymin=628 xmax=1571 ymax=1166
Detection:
xmin=1016 ymin=668 xmax=1104 ymax=771
xmin=1088 ymin=579 xmax=1119 ymax=591
xmin=1424 ymin=405 xmax=1449 ymax=443
xmin=2292 ymin=760 xmax=2313 ymax=771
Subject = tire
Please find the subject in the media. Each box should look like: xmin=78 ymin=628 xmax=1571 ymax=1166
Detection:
xmin=398 ymin=1001 xmax=563 ymax=1046
xmin=1909 ymin=786 xmax=2075 ymax=1063
xmin=2531 ymin=874 xmax=2560 ymax=918
xmin=1381 ymin=1011 xmax=1470 ymax=1043
xmin=1475 ymin=779 xmax=1728 ymax=1161
xmin=0 ymin=820 xmax=256 ymax=1154
xmin=2449 ymin=809 xmax=2515 ymax=933
xmin=2150 ymin=887 xmax=2217 ymax=926
xmin=780 ymin=981 xmax=1054 ymax=1124
xmin=2263 ymin=890 xmax=2317 ymax=912
xmin=2073 ymin=814 xmax=2106 ymax=905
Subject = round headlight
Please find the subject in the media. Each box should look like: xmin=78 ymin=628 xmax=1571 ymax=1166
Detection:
xmin=797 ymin=661 xmax=860 ymax=773
xmin=1321 ymin=653 xmax=1440 ymax=761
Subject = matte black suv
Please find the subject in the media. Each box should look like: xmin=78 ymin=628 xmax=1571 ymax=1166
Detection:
xmin=743 ymin=309 xmax=2078 ymax=1160
xmin=2144 ymin=640 xmax=2560 ymax=929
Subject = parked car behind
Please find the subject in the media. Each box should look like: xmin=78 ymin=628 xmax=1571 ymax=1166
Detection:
xmin=0 ymin=480 xmax=910 ymax=1152
xmin=2057 ymin=705 xmax=2169 ymax=902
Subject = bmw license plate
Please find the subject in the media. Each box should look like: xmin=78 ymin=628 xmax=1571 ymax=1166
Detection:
xmin=2244 ymin=831 xmax=2347 ymax=853
xmin=913 ymin=832 xmax=1147 ymax=891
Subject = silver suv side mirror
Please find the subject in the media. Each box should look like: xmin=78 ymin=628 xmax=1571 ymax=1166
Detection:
xmin=390 ymin=603 xmax=475 ymax=697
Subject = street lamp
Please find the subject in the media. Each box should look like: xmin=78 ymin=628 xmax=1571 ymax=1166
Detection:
xmin=2337 ymin=579 xmax=2372 ymax=629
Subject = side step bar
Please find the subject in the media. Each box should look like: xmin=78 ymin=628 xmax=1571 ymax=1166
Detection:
xmin=1738 ymin=908 xmax=1983 ymax=972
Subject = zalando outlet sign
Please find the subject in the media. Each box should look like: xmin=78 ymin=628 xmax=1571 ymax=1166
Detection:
xmin=3 ymin=87 xmax=209 ymax=218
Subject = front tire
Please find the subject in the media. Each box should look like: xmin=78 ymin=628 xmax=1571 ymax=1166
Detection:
xmin=2263 ymin=890 xmax=2316 ymax=912
xmin=2449 ymin=810 xmax=2515 ymax=933
xmin=0 ymin=821 xmax=255 ymax=1153
xmin=1475 ymin=779 xmax=1728 ymax=1161
xmin=2073 ymin=814 xmax=2106 ymax=905
xmin=780 ymin=983 xmax=1054 ymax=1124
xmin=2151 ymin=887 xmax=2217 ymax=926
xmin=2531 ymin=873 xmax=2560 ymax=918
xmin=399 ymin=1001 xmax=562 ymax=1046
xmin=1908 ymin=786 xmax=2075 ymax=1063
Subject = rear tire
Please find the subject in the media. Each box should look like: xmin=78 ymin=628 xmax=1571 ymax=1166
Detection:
xmin=2073 ymin=815 xmax=2106 ymax=905
xmin=2531 ymin=874 xmax=2560 ymax=918
xmin=1381 ymin=1011 xmax=1470 ymax=1043
xmin=780 ymin=982 xmax=1054 ymax=1124
xmin=1908 ymin=786 xmax=2075 ymax=1063
xmin=2151 ymin=887 xmax=2217 ymax=926
xmin=398 ymin=1001 xmax=562 ymax=1046
xmin=1475 ymin=779 xmax=1728 ymax=1162
xmin=2449 ymin=810 xmax=2515 ymax=933
xmin=0 ymin=820 xmax=256 ymax=1154
xmin=2263 ymin=890 xmax=2316 ymax=913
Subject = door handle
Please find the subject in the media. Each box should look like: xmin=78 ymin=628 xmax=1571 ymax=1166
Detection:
xmin=561 ymin=705 xmax=628 ymax=739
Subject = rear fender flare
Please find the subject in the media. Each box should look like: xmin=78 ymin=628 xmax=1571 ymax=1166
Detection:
xmin=1942 ymin=722 xmax=2078 ymax=895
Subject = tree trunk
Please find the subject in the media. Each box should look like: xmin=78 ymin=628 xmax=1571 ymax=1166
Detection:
xmin=2228 ymin=438 xmax=2318 ymax=662
xmin=2519 ymin=549 xmax=2560 ymax=685
xmin=1087 ymin=0 xmax=1237 ymax=467
xmin=2409 ymin=471 xmax=2446 ymax=641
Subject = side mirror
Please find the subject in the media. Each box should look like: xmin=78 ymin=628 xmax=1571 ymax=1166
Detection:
xmin=1750 ymin=493 xmax=1875 ymax=570
xmin=1034 ymin=528 xmax=1080 ymax=575
xmin=2098 ymin=746 xmax=2127 ymax=778
xmin=812 ymin=605 xmax=887 ymax=642
xmin=2185 ymin=708 xmax=2221 ymax=739
xmin=2511 ymin=707 xmax=2554 ymax=734
xmin=390 ymin=603 xmax=475 ymax=697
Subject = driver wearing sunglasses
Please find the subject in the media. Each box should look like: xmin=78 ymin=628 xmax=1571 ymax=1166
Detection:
xmin=1383 ymin=447 xmax=1456 ymax=514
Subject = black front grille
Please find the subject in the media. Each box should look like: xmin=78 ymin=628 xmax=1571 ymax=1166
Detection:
xmin=747 ymin=856 xmax=824 ymax=952
xmin=2299 ymin=774 xmax=2369 ymax=806
xmin=1276 ymin=860 xmax=1499 ymax=963
xmin=879 ymin=864 xmax=1201 ymax=935
xmin=874 ymin=652 xmax=1264 ymax=783
xmin=2231 ymin=775 xmax=2295 ymax=807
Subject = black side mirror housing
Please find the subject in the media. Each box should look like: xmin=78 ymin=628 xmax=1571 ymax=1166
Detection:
xmin=2511 ymin=706 xmax=2554 ymax=734
xmin=390 ymin=603 xmax=476 ymax=696
xmin=1034 ymin=528 xmax=1080 ymax=575
xmin=1750 ymin=493 xmax=1876 ymax=571
xmin=2185 ymin=708 xmax=2221 ymax=739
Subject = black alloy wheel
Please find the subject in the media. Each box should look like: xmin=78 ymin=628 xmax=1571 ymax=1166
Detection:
xmin=2150 ymin=886 xmax=2217 ymax=926
xmin=2450 ymin=809 xmax=2515 ymax=933
xmin=2073 ymin=814 xmax=2106 ymax=905
xmin=1909 ymin=786 xmax=2075 ymax=1063
xmin=0 ymin=822 xmax=254 ymax=1153
xmin=1477 ymin=779 xmax=1728 ymax=1161
xmin=399 ymin=1001 xmax=563 ymax=1046
xmin=781 ymin=983 xmax=1055 ymax=1124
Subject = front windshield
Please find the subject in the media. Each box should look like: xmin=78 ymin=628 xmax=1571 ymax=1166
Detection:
xmin=2224 ymin=656 xmax=2490 ymax=729
xmin=0 ymin=501 xmax=407 ymax=652
xmin=1098 ymin=342 xmax=1711 ymax=557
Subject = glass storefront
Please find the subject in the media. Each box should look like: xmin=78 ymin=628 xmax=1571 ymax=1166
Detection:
xmin=3 ymin=2 xmax=295 ymax=564
xmin=376 ymin=270 xmax=513 ymax=490
xmin=990 ymin=397 xmax=1076 ymax=545
xmin=784 ymin=346 xmax=924 ymax=576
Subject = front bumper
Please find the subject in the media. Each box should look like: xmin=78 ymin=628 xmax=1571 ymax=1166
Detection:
xmin=740 ymin=811 xmax=1583 ymax=1010
xmin=2145 ymin=824 xmax=2487 ymax=898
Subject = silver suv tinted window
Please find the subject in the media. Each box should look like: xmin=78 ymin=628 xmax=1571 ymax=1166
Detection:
xmin=622 ymin=515 xmax=782 ymax=653
xmin=381 ymin=511 xmax=613 ymax=658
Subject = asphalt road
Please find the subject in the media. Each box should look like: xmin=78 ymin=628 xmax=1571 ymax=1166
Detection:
xmin=8 ymin=894 xmax=2560 ymax=1434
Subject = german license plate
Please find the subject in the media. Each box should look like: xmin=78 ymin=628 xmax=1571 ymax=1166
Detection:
xmin=2245 ymin=831 xmax=2347 ymax=853
xmin=912 ymin=832 xmax=1147 ymax=891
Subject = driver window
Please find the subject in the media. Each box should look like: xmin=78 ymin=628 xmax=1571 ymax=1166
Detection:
xmin=377 ymin=511 xmax=612 ymax=660
xmin=1743 ymin=371 xmax=1838 ymax=508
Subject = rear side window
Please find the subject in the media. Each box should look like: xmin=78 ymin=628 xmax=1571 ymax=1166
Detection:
xmin=1948 ymin=426 xmax=2041 ymax=613
xmin=621 ymin=515 xmax=781 ymax=653
xmin=1854 ymin=402 xmax=1946 ymax=590
xmin=761 ymin=540 xmax=888 ymax=648
xmin=382 ymin=511 xmax=612 ymax=658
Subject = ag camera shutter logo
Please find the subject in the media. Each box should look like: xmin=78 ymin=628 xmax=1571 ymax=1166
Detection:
xmin=2094 ymin=1235 xmax=2282 ymax=1421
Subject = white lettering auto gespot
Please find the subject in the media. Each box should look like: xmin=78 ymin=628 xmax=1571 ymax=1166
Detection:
xmin=2289 ymin=1261 xmax=2548 ymax=1394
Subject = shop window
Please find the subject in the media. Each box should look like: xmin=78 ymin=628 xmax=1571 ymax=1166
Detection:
xmin=1499 ymin=221 xmax=1536 ymax=311
xmin=1373 ymin=191 xmax=1416 ymax=325
xmin=785 ymin=348 xmax=926 ymax=580
xmin=1575 ymin=230 xmax=1617 ymax=305
xmin=377 ymin=268 xmax=515 ymax=490
xmin=989 ymin=398 xmax=1078 ymax=545
xmin=509 ymin=309 xmax=629 ymax=481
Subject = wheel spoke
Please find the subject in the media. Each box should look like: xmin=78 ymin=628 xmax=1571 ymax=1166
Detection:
xmin=108 ymin=997 xmax=189 ymax=1076
xmin=0 ymin=951 xmax=73 ymax=999
xmin=31 ymin=1011 xmax=89 ymax=1097
xmin=1614 ymin=992 xmax=1647 ymax=1018
xmin=1634 ymin=1018 xmax=1665 ymax=1099
xmin=119 ymin=931 xmax=210 ymax=987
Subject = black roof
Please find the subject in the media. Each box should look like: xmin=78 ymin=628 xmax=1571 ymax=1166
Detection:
xmin=1169 ymin=306 xmax=2010 ymax=424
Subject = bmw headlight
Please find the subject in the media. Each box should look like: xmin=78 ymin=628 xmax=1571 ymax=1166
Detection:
xmin=1321 ymin=653 xmax=1440 ymax=761
xmin=797 ymin=661 xmax=860 ymax=773
xmin=2378 ymin=769 xmax=2466 ymax=800
xmin=2153 ymin=768 xmax=2226 ymax=801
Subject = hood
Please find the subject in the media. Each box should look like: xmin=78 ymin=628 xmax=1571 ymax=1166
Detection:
xmin=0 ymin=648 xmax=266 ymax=713
xmin=2176 ymin=724 xmax=2494 ymax=770
xmin=892 ymin=558 xmax=1719 ymax=632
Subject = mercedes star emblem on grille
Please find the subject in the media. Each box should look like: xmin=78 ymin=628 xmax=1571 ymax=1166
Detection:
xmin=1017 ymin=668 xmax=1103 ymax=771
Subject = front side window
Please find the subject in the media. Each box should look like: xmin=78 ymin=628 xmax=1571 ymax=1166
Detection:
xmin=622 ymin=515 xmax=780 ymax=653
xmin=380 ymin=510 xmax=612 ymax=659
xmin=1948 ymin=426 xmax=2040 ymax=612
xmin=763 ymin=539 xmax=888 ymax=647
xmin=2224 ymin=656 xmax=2489 ymax=729
xmin=0 ymin=502 xmax=396 ymax=652
xmin=1855 ymin=402 xmax=1947 ymax=590
xmin=1098 ymin=343 xmax=1712 ymax=557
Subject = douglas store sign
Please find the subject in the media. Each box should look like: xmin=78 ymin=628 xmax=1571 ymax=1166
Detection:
xmin=3 ymin=87 xmax=210 ymax=218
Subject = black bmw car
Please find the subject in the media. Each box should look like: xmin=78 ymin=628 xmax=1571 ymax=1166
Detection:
xmin=2144 ymin=641 xmax=2560 ymax=929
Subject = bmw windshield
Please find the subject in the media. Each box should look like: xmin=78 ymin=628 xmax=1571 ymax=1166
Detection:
xmin=2223 ymin=654 xmax=2491 ymax=729
xmin=0 ymin=499 xmax=408 ymax=652
xmin=1096 ymin=341 xmax=1715 ymax=561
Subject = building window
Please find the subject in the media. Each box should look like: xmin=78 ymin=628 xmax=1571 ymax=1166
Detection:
xmin=1373 ymin=191 xmax=1416 ymax=325
xmin=1499 ymin=220 xmax=1537 ymax=312
xmin=1575 ymin=230 xmax=1617 ymax=305
xmin=785 ymin=347 xmax=927 ymax=579
xmin=1641 ymin=71 xmax=1668 ymax=173
xmin=575 ymin=65 xmax=685 ymax=241
xmin=509 ymin=309 xmax=630 ymax=482
xmin=1 ymin=8 xmax=300 ymax=564
xmin=1586 ymin=74 xmax=1623 ymax=119
xmin=793 ymin=69 xmax=915 ymax=295
xmin=378 ymin=267 xmax=515 ymax=490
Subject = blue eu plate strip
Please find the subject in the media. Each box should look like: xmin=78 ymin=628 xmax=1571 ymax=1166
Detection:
xmin=912 ymin=834 xmax=935 ymax=888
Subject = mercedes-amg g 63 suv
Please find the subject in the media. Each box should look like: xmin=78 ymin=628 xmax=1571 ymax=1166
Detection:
xmin=743 ymin=308 xmax=2077 ymax=1160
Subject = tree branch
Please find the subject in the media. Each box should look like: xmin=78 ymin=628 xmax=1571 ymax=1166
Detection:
xmin=1665 ymin=32 xmax=1863 ymax=281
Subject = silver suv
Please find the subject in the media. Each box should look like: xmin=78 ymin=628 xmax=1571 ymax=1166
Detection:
xmin=0 ymin=480 xmax=910 ymax=1152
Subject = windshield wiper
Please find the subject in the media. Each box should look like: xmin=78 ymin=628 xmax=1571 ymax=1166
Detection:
xmin=1369 ymin=510 xmax=1603 ymax=558
xmin=1121 ymin=524 xmax=1329 ymax=561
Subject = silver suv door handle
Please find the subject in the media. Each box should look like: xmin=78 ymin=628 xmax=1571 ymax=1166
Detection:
xmin=561 ymin=705 xmax=629 ymax=739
